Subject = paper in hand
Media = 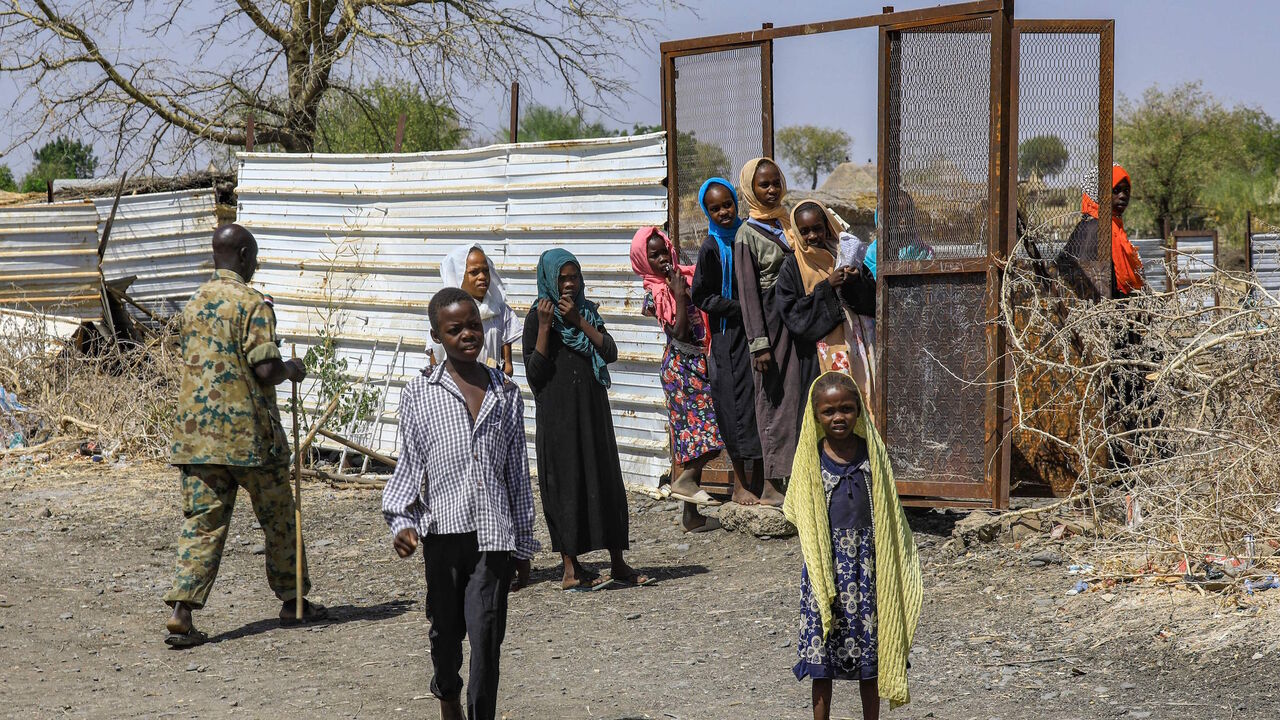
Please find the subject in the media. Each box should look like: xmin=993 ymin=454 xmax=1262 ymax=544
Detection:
xmin=836 ymin=231 xmax=870 ymax=270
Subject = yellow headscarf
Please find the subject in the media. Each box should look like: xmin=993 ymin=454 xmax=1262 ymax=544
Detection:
xmin=737 ymin=157 xmax=791 ymax=235
xmin=783 ymin=372 xmax=923 ymax=709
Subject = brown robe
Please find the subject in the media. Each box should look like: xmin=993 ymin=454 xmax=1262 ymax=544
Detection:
xmin=734 ymin=220 xmax=802 ymax=480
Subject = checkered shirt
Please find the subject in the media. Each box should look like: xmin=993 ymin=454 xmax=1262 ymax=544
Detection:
xmin=381 ymin=362 xmax=539 ymax=560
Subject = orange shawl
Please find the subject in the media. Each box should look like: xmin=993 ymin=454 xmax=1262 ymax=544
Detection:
xmin=1083 ymin=164 xmax=1144 ymax=295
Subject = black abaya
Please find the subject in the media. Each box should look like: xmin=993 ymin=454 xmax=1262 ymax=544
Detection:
xmin=774 ymin=256 xmax=877 ymax=417
xmin=521 ymin=310 xmax=629 ymax=556
xmin=691 ymin=236 xmax=763 ymax=461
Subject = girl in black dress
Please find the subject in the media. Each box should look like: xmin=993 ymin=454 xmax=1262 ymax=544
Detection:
xmin=691 ymin=177 xmax=765 ymax=505
xmin=523 ymin=249 xmax=652 ymax=591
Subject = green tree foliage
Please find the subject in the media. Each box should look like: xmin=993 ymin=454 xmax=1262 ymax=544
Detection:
xmin=676 ymin=131 xmax=731 ymax=186
xmin=0 ymin=165 xmax=15 ymax=192
xmin=506 ymin=104 xmax=613 ymax=143
xmin=315 ymin=82 xmax=467 ymax=153
xmin=776 ymin=125 xmax=851 ymax=190
xmin=19 ymin=136 xmax=97 ymax=192
xmin=1116 ymin=82 xmax=1280 ymax=267
xmin=1018 ymin=134 xmax=1069 ymax=181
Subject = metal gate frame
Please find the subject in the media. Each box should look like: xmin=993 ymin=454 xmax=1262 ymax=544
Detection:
xmin=660 ymin=2 xmax=1115 ymax=509
xmin=1005 ymin=20 xmax=1116 ymax=498
xmin=658 ymin=0 xmax=1009 ymax=245
xmin=875 ymin=7 xmax=1014 ymax=507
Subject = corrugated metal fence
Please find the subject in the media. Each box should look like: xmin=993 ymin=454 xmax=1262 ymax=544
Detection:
xmin=1132 ymin=238 xmax=1168 ymax=293
xmin=96 ymin=190 xmax=217 ymax=325
xmin=1251 ymin=232 xmax=1280 ymax=303
xmin=0 ymin=203 xmax=104 ymax=322
xmin=236 ymin=133 xmax=671 ymax=486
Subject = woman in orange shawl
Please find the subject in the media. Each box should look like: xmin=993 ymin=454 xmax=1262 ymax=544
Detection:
xmin=1066 ymin=163 xmax=1144 ymax=298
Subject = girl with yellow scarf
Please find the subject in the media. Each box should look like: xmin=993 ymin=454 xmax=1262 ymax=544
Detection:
xmin=784 ymin=372 xmax=922 ymax=719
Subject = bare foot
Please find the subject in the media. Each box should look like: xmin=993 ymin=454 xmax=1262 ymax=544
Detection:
xmin=760 ymin=478 xmax=785 ymax=507
xmin=731 ymin=486 xmax=761 ymax=505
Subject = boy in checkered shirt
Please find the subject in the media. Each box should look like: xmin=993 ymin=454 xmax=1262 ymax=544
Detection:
xmin=382 ymin=287 xmax=538 ymax=720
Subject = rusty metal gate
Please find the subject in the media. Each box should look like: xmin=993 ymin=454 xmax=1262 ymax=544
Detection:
xmin=1007 ymin=20 xmax=1116 ymax=497
xmin=876 ymin=10 xmax=1013 ymax=506
xmin=660 ymin=2 xmax=1115 ymax=508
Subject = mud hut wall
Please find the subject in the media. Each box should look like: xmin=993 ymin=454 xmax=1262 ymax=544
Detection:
xmin=234 ymin=133 xmax=672 ymax=487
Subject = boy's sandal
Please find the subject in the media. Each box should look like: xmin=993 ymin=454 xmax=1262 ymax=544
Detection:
xmin=668 ymin=489 xmax=722 ymax=507
xmin=164 ymin=627 xmax=209 ymax=649
xmin=609 ymin=571 xmax=656 ymax=588
xmin=563 ymin=576 xmax=613 ymax=593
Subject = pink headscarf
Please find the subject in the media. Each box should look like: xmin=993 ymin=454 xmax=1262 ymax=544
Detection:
xmin=628 ymin=227 xmax=708 ymax=350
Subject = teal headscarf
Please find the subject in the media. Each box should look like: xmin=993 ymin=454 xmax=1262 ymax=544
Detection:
xmin=535 ymin=248 xmax=611 ymax=387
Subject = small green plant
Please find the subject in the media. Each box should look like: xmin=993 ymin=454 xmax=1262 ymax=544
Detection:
xmin=301 ymin=326 xmax=380 ymax=430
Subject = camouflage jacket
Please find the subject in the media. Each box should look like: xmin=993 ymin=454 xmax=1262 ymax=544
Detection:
xmin=170 ymin=269 xmax=289 ymax=467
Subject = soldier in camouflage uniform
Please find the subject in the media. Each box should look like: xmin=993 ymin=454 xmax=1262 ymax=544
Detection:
xmin=163 ymin=223 xmax=326 ymax=647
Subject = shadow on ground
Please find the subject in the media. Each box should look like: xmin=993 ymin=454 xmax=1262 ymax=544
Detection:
xmin=204 ymin=599 xmax=416 ymax=644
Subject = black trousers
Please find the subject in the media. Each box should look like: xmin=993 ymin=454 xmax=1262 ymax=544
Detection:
xmin=424 ymin=532 xmax=513 ymax=720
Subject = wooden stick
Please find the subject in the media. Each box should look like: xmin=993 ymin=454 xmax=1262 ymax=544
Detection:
xmin=291 ymin=345 xmax=303 ymax=621
xmin=0 ymin=437 xmax=79 ymax=457
xmin=301 ymin=466 xmax=387 ymax=487
xmin=316 ymin=427 xmax=396 ymax=469
xmin=298 ymin=391 xmax=344 ymax=458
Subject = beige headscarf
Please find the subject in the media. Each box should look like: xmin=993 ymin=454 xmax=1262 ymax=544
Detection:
xmin=789 ymin=199 xmax=844 ymax=294
xmin=737 ymin=157 xmax=791 ymax=236
xmin=789 ymin=199 xmax=850 ymax=370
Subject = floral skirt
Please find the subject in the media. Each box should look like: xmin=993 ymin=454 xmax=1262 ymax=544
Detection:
xmin=794 ymin=526 xmax=878 ymax=681
xmin=660 ymin=342 xmax=725 ymax=464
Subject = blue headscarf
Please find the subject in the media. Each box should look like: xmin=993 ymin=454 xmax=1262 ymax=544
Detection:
xmin=864 ymin=239 xmax=877 ymax=279
xmin=535 ymin=248 xmax=611 ymax=387
xmin=698 ymin=177 xmax=742 ymax=332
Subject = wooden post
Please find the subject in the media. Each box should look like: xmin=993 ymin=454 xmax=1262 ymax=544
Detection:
xmin=394 ymin=112 xmax=407 ymax=152
xmin=45 ymin=179 xmax=53 ymax=203
xmin=509 ymin=81 xmax=520 ymax=143
xmin=290 ymin=344 xmax=302 ymax=621
xmin=245 ymin=113 xmax=256 ymax=152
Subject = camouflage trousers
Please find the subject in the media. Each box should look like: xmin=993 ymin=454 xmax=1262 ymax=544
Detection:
xmin=163 ymin=464 xmax=310 ymax=610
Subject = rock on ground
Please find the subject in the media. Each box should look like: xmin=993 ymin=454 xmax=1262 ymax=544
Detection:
xmin=716 ymin=502 xmax=796 ymax=538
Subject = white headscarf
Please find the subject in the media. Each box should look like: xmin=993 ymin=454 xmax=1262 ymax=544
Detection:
xmin=433 ymin=244 xmax=522 ymax=368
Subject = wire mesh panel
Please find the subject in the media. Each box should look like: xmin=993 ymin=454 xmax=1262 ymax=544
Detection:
xmin=1014 ymin=26 xmax=1112 ymax=298
xmin=879 ymin=17 xmax=1002 ymax=502
xmin=670 ymin=47 xmax=766 ymax=252
xmin=883 ymin=19 xmax=992 ymax=261
xmin=1007 ymin=23 xmax=1114 ymax=496
xmin=882 ymin=273 xmax=990 ymax=485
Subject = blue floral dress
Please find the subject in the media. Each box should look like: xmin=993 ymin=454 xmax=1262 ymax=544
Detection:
xmin=643 ymin=291 xmax=724 ymax=464
xmin=794 ymin=448 xmax=878 ymax=682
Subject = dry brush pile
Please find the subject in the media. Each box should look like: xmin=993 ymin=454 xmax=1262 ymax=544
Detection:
xmin=0 ymin=313 xmax=180 ymax=461
xmin=1002 ymin=251 xmax=1280 ymax=576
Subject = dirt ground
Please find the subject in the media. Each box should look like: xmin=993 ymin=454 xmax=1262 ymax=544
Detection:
xmin=1 ymin=458 xmax=1277 ymax=720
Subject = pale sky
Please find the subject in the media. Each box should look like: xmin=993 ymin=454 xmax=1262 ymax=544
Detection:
xmin=2 ymin=1 xmax=1278 ymax=177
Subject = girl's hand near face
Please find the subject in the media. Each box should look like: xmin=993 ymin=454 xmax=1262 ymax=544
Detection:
xmin=536 ymin=298 xmax=555 ymax=329
xmin=666 ymin=264 xmax=687 ymax=295
xmin=556 ymin=294 xmax=581 ymax=329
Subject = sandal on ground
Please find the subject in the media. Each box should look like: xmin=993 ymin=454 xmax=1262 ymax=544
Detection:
xmin=668 ymin=489 xmax=722 ymax=507
xmin=279 ymin=599 xmax=329 ymax=626
xmin=683 ymin=516 xmax=723 ymax=534
xmin=164 ymin=627 xmax=208 ymax=648
xmin=563 ymin=576 xmax=613 ymax=593
xmin=609 ymin=571 xmax=656 ymax=588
